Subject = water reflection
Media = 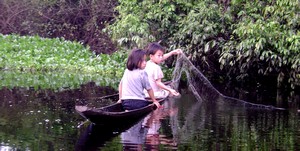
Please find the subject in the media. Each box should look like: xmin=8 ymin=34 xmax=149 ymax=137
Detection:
xmin=120 ymin=100 xmax=178 ymax=150
xmin=75 ymin=123 xmax=130 ymax=151
xmin=95 ymin=91 xmax=299 ymax=151
xmin=0 ymin=81 xmax=117 ymax=151
xmin=75 ymin=98 xmax=179 ymax=151
xmin=0 ymin=79 xmax=299 ymax=150
xmin=172 ymin=93 xmax=299 ymax=151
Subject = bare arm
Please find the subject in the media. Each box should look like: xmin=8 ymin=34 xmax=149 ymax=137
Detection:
xmin=163 ymin=49 xmax=182 ymax=61
xmin=155 ymin=78 xmax=179 ymax=96
xmin=147 ymin=89 xmax=160 ymax=108
xmin=117 ymin=81 xmax=122 ymax=103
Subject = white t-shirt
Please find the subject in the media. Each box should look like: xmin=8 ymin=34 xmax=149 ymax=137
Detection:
xmin=121 ymin=69 xmax=152 ymax=100
xmin=145 ymin=60 xmax=164 ymax=92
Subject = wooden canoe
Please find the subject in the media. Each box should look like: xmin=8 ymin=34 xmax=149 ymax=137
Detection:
xmin=75 ymin=97 xmax=167 ymax=125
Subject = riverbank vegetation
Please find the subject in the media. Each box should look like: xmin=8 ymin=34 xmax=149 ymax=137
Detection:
xmin=0 ymin=0 xmax=118 ymax=54
xmin=0 ymin=34 xmax=126 ymax=74
xmin=0 ymin=34 xmax=126 ymax=89
xmin=0 ymin=0 xmax=299 ymax=94
xmin=0 ymin=70 xmax=120 ymax=90
xmin=0 ymin=0 xmax=175 ymax=90
xmin=105 ymin=0 xmax=299 ymax=91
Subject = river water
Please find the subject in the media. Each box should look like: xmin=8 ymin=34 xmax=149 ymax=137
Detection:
xmin=0 ymin=78 xmax=299 ymax=151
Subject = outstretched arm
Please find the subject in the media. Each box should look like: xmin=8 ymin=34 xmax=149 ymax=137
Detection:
xmin=163 ymin=49 xmax=182 ymax=61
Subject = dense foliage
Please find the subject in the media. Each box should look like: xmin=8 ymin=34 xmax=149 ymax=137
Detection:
xmin=105 ymin=0 xmax=300 ymax=89
xmin=0 ymin=34 xmax=127 ymax=78
xmin=0 ymin=34 xmax=174 ymax=90
xmin=0 ymin=0 xmax=117 ymax=54
xmin=0 ymin=70 xmax=120 ymax=90
xmin=220 ymin=0 xmax=300 ymax=89
xmin=0 ymin=0 xmax=299 ymax=90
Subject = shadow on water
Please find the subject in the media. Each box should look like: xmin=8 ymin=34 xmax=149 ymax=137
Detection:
xmin=75 ymin=122 xmax=134 ymax=151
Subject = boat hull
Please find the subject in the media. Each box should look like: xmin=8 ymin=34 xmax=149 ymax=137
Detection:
xmin=75 ymin=98 xmax=166 ymax=125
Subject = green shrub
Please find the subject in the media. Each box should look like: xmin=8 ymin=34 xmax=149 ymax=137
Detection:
xmin=0 ymin=34 xmax=127 ymax=77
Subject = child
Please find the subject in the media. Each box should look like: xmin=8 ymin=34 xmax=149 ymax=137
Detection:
xmin=145 ymin=42 xmax=182 ymax=98
xmin=118 ymin=48 xmax=160 ymax=110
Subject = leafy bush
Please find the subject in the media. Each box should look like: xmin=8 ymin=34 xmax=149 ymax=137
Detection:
xmin=0 ymin=70 xmax=120 ymax=90
xmin=171 ymin=0 xmax=231 ymax=73
xmin=0 ymin=0 xmax=118 ymax=54
xmin=105 ymin=0 xmax=299 ymax=89
xmin=0 ymin=34 xmax=127 ymax=78
xmin=220 ymin=0 xmax=300 ymax=88
xmin=104 ymin=0 xmax=187 ymax=48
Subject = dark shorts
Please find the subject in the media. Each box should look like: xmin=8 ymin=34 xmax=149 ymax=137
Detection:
xmin=122 ymin=99 xmax=151 ymax=110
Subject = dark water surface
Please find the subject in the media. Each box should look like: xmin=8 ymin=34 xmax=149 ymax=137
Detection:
xmin=0 ymin=81 xmax=299 ymax=150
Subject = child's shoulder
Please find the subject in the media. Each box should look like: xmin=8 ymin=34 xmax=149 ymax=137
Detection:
xmin=126 ymin=69 xmax=147 ymax=76
xmin=147 ymin=60 xmax=160 ymax=67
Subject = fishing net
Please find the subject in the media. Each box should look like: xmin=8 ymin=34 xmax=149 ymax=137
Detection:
xmin=171 ymin=53 xmax=285 ymax=110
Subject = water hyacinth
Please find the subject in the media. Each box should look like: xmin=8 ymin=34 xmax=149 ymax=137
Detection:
xmin=0 ymin=34 xmax=127 ymax=90
xmin=0 ymin=34 xmax=126 ymax=74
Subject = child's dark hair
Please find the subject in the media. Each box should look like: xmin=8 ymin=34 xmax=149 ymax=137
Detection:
xmin=127 ymin=49 xmax=146 ymax=71
xmin=146 ymin=42 xmax=165 ymax=55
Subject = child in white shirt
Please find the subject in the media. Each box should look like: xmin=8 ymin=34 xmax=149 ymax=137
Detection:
xmin=145 ymin=42 xmax=182 ymax=98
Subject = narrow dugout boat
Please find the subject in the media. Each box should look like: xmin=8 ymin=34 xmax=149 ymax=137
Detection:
xmin=76 ymin=81 xmax=171 ymax=125
xmin=75 ymin=97 xmax=167 ymax=125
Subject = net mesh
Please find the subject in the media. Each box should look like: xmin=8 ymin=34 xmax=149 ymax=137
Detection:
xmin=171 ymin=53 xmax=285 ymax=110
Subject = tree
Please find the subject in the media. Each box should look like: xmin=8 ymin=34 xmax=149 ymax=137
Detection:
xmin=220 ymin=0 xmax=300 ymax=89
xmin=0 ymin=0 xmax=118 ymax=54
xmin=105 ymin=0 xmax=300 ymax=89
